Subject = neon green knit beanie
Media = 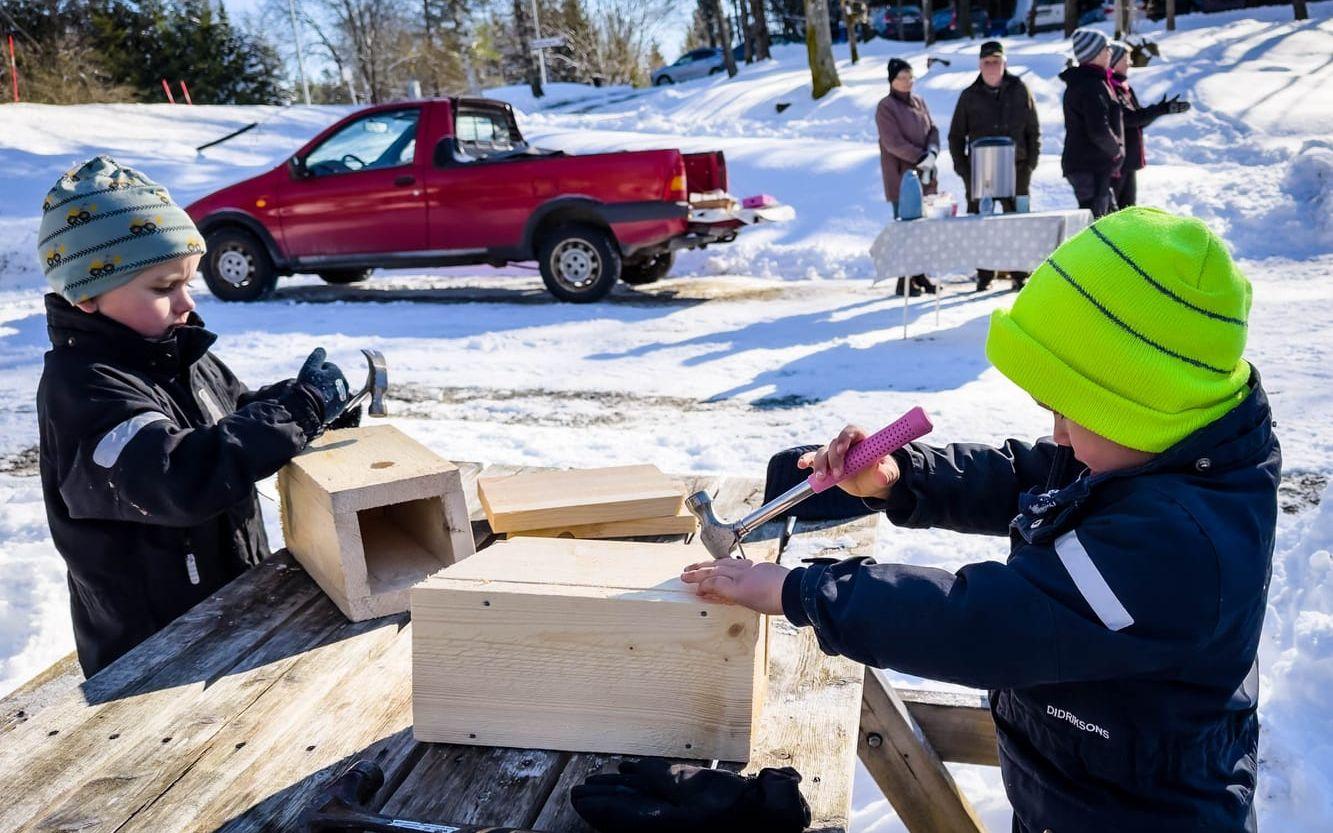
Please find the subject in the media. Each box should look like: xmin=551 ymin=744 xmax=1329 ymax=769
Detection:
xmin=985 ymin=207 xmax=1251 ymax=453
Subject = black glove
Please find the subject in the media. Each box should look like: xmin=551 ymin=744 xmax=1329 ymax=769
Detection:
xmin=327 ymin=404 xmax=363 ymax=430
xmin=297 ymin=347 xmax=352 ymax=427
xmin=570 ymin=760 xmax=811 ymax=833
xmin=1157 ymin=94 xmax=1190 ymax=115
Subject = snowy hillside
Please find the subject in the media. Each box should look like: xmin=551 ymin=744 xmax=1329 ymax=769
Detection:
xmin=0 ymin=5 xmax=1331 ymax=832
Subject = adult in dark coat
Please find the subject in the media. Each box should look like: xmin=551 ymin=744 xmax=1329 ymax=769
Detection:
xmin=1061 ymin=28 xmax=1124 ymax=218
xmin=1108 ymin=40 xmax=1191 ymax=209
xmin=949 ymin=40 xmax=1041 ymax=291
xmin=876 ymin=58 xmax=940 ymax=296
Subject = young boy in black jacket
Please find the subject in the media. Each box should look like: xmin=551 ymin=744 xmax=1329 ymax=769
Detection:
xmin=683 ymin=207 xmax=1279 ymax=832
xmin=36 ymin=156 xmax=357 ymax=676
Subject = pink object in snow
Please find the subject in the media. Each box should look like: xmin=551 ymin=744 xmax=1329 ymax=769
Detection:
xmin=742 ymin=194 xmax=778 ymax=209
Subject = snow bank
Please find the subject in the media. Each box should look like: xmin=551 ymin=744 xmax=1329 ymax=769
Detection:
xmin=1257 ymin=481 xmax=1333 ymax=827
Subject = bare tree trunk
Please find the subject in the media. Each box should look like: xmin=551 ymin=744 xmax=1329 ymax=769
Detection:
xmin=1293 ymin=0 xmax=1308 ymax=20
xmin=739 ymin=0 xmax=753 ymax=62
xmin=805 ymin=0 xmax=840 ymax=99
xmin=1063 ymin=0 xmax=1077 ymax=37
xmin=924 ymin=0 xmax=934 ymax=45
xmin=1027 ymin=2 xmax=1037 ymax=37
xmin=513 ymin=0 xmax=541 ymax=98
xmin=1166 ymin=0 xmax=1175 ymax=30
xmin=749 ymin=0 xmax=770 ymax=59
xmin=709 ymin=0 xmax=738 ymax=76
xmin=844 ymin=3 xmax=859 ymax=64
xmin=958 ymin=0 xmax=972 ymax=38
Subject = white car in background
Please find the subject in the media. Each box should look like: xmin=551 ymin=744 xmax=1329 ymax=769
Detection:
xmin=651 ymin=48 xmax=727 ymax=85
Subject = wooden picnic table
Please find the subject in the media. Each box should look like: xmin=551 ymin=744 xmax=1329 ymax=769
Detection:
xmin=0 ymin=463 xmax=879 ymax=833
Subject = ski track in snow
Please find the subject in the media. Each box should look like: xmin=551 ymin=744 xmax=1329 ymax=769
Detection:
xmin=0 ymin=6 xmax=1331 ymax=831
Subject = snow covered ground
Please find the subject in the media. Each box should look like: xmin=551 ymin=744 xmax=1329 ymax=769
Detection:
xmin=1 ymin=4 xmax=1331 ymax=830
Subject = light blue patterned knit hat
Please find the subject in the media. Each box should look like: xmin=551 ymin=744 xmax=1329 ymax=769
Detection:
xmin=37 ymin=156 xmax=205 ymax=304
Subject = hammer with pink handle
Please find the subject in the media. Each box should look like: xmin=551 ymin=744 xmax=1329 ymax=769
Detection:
xmin=685 ymin=407 xmax=934 ymax=559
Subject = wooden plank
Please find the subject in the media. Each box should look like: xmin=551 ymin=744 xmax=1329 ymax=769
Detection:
xmin=478 ymin=465 xmax=683 ymax=533
xmin=0 ymin=589 xmax=340 ymax=832
xmin=899 ymin=687 xmax=999 ymax=767
xmin=0 ymin=652 xmax=81 ymax=736
xmin=379 ymin=744 xmax=568 ymax=828
xmin=412 ymin=538 xmax=764 ymax=761
xmin=858 ymin=669 xmax=987 ymax=833
xmin=116 ymin=612 xmax=415 ymax=832
xmin=509 ymin=503 xmax=698 ymax=540
xmin=285 ymin=425 xmax=460 ymax=514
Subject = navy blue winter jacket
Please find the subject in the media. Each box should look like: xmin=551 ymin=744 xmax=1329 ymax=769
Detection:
xmin=781 ymin=371 xmax=1279 ymax=832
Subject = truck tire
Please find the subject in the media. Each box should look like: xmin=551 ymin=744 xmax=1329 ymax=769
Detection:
xmin=621 ymin=251 xmax=674 ymax=286
xmin=201 ymin=227 xmax=277 ymax=301
xmin=537 ymin=224 xmax=621 ymax=303
xmin=655 ymin=75 xmax=673 ymax=85
xmin=318 ymin=269 xmax=372 ymax=285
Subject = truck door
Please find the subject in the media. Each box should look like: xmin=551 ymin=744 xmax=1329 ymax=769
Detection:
xmin=280 ymin=107 xmax=427 ymax=259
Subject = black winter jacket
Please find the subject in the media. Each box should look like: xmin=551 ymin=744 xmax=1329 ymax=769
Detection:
xmin=37 ymin=294 xmax=322 ymax=676
xmin=782 ymin=371 xmax=1278 ymax=832
xmin=948 ymin=72 xmax=1041 ymax=181
xmin=1060 ymin=64 xmax=1125 ymax=177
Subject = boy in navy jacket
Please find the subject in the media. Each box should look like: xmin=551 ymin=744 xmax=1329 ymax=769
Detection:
xmin=684 ymin=207 xmax=1279 ymax=832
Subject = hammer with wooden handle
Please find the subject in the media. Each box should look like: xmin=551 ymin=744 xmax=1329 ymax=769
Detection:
xmin=686 ymin=407 xmax=933 ymax=559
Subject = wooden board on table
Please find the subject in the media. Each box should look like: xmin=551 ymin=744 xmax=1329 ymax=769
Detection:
xmin=412 ymin=537 xmax=766 ymax=761
xmin=477 ymin=465 xmax=683 ymax=533
xmin=509 ymin=501 xmax=698 ymax=539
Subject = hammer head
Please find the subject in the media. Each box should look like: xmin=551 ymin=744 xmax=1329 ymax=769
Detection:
xmin=359 ymin=348 xmax=388 ymax=417
xmin=686 ymin=490 xmax=740 ymax=559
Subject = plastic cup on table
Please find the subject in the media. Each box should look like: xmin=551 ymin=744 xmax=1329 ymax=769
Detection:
xmin=1015 ymin=195 xmax=1030 ymax=213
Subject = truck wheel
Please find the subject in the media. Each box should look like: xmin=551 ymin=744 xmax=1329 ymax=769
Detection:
xmin=537 ymin=225 xmax=621 ymax=303
xmin=318 ymin=269 xmax=372 ymax=285
xmin=201 ymin=228 xmax=277 ymax=301
xmin=621 ymin=251 xmax=674 ymax=286
xmin=655 ymin=75 xmax=673 ymax=86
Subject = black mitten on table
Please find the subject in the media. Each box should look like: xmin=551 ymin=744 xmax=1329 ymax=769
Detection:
xmin=570 ymin=760 xmax=811 ymax=833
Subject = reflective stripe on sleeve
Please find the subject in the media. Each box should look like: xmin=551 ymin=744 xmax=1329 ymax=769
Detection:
xmin=92 ymin=412 xmax=171 ymax=468
xmin=1054 ymin=530 xmax=1135 ymax=631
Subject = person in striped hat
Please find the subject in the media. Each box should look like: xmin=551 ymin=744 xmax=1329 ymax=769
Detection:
xmin=35 ymin=156 xmax=361 ymax=676
xmin=684 ymin=207 xmax=1277 ymax=833
xmin=1059 ymin=27 xmax=1123 ymax=217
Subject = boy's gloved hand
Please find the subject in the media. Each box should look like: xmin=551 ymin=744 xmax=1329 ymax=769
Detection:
xmin=570 ymin=760 xmax=811 ymax=833
xmin=296 ymin=347 xmax=352 ymax=427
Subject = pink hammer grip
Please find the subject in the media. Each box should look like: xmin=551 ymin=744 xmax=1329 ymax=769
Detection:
xmin=807 ymin=406 xmax=934 ymax=494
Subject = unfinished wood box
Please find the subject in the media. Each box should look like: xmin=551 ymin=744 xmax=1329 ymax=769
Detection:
xmin=278 ymin=425 xmax=475 ymax=622
xmin=411 ymin=537 xmax=767 ymax=760
xmin=477 ymin=464 xmax=684 ymax=534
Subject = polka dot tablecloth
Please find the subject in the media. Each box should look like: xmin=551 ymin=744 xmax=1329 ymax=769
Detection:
xmin=870 ymin=209 xmax=1093 ymax=280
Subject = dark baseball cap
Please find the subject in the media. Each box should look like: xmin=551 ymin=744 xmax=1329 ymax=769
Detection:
xmin=980 ymin=41 xmax=1004 ymax=58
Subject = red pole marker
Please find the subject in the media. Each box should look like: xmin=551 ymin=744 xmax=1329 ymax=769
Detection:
xmin=179 ymin=80 xmax=192 ymax=105
xmin=161 ymin=78 xmax=175 ymax=104
xmin=7 ymin=35 xmax=18 ymax=104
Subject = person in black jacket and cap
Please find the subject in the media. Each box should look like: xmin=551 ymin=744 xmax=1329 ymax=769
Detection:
xmin=949 ymin=39 xmax=1041 ymax=291
xmin=1060 ymin=28 xmax=1124 ymax=218
xmin=1108 ymin=39 xmax=1191 ymax=208
xmin=35 ymin=156 xmax=360 ymax=677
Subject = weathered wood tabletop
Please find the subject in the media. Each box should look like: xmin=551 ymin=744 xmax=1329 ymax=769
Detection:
xmin=0 ymin=463 xmax=879 ymax=833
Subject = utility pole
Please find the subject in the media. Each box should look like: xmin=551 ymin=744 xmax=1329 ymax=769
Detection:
xmin=287 ymin=0 xmax=312 ymax=105
xmin=531 ymin=0 xmax=547 ymax=89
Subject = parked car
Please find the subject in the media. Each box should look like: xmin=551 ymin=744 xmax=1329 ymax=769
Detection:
xmin=1007 ymin=0 xmax=1105 ymax=33
xmin=930 ymin=6 xmax=991 ymax=39
xmin=872 ymin=4 xmax=925 ymax=40
xmin=652 ymin=47 xmax=729 ymax=85
xmin=186 ymin=98 xmax=787 ymax=303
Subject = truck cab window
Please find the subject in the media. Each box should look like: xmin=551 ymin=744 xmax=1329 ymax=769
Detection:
xmin=452 ymin=109 xmax=527 ymax=163
xmin=304 ymin=109 xmax=420 ymax=177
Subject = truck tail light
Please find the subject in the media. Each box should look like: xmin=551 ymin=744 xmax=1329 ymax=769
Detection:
xmin=667 ymin=167 xmax=687 ymax=202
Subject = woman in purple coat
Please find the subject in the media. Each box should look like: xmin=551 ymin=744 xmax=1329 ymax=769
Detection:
xmin=876 ymin=58 xmax=939 ymax=296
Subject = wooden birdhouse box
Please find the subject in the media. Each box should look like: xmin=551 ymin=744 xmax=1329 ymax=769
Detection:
xmin=411 ymin=537 xmax=768 ymax=761
xmin=278 ymin=425 xmax=475 ymax=622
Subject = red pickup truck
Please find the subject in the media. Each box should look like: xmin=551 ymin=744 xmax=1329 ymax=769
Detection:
xmin=186 ymin=97 xmax=787 ymax=302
